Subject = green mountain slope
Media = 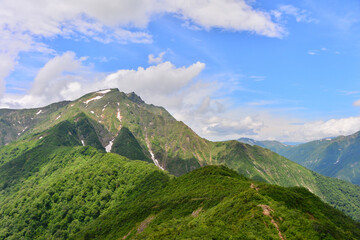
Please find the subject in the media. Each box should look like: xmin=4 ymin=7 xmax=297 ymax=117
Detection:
xmin=239 ymin=133 xmax=360 ymax=186
xmin=110 ymin=127 xmax=151 ymax=162
xmin=0 ymin=128 xmax=359 ymax=240
xmin=1 ymin=88 xmax=360 ymax=221
xmin=0 ymin=101 xmax=69 ymax=146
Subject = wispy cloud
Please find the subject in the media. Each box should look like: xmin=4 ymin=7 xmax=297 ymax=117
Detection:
xmin=339 ymin=90 xmax=360 ymax=95
xmin=247 ymin=100 xmax=279 ymax=106
xmin=148 ymin=52 xmax=166 ymax=64
xmin=249 ymin=76 xmax=266 ymax=81
xmin=278 ymin=5 xmax=316 ymax=23
xmin=307 ymin=47 xmax=340 ymax=55
xmin=353 ymin=100 xmax=360 ymax=107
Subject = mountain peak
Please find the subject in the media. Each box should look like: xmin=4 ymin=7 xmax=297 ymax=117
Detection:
xmin=126 ymin=92 xmax=145 ymax=104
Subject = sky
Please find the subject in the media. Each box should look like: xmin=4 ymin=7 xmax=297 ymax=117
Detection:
xmin=1 ymin=0 xmax=360 ymax=142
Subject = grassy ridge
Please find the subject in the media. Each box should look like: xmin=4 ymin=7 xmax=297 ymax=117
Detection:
xmin=76 ymin=166 xmax=360 ymax=239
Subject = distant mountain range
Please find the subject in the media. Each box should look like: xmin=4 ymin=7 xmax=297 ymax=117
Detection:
xmin=239 ymin=132 xmax=360 ymax=186
xmin=1 ymin=89 xmax=360 ymax=239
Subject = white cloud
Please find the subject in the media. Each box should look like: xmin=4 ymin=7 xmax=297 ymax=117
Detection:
xmin=247 ymin=100 xmax=279 ymax=106
xmin=295 ymin=117 xmax=360 ymax=140
xmin=30 ymin=52 xmax=84 ymax=96
xmin=167 ymin=0 xmax=284 ymax=37
xmin=192 ymin=107 xmax=360 ymax=142
xmin=353 ymin=100 xmax=360 ymax=106
xmin=148 ymin=52 xmax=166 ymax=64
xmin=0 ymin=52 xmax=92 ymax=108
xmin=0 ymin=0 xmax=284 ymax=97
xmin=101 ymin=61 xmax=205 ymax=96
xmin=203 ymin=116 xmax=264 ymax=136
xmin=0 ymin=0 xmax=283 ymax=42
xmin=278 ymin=5 xmax=315 ymax=23
xmin=0 ymin=52 xmax=206 ymax=108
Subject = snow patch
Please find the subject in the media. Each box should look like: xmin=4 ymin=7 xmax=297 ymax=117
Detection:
xmin=36 ymin=110 xmax=42 ymax=115
xmin=102 ymin=102 xmax=109 ymax=112
xmin=55 ymin=115 xmax=61 ymax=120
xmin=105 ymin=139 xmax=114 ymax=152
xmin=117 ymin=109 xmax=122 ymax=122
xmin=83 ymin=95 xmax=104 ymax=104
xmin=334 ymin=158 xmax=340 ymax=164
xmin=146 ymin=138 xmax=164 ymax=170
xmin=39 ymin=136 xmax=43 ymax=139
xmin=81 ymin=140 xmax=85 ymax=146
xmin=18 ymin=126 xmax=28 ymax=136
xmin=97 ymin=89 xmax=111 ymax=94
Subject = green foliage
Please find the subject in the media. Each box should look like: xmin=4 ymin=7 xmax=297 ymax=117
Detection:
xmin=75 ymin=165 xmax=360 ymax=240
xmin=111 ymin=127 xmax=150 ymax=162
xmin=0 ymin=101 xmax=69 ymax=146
xmin=0 ymin=146 xmax=167 ymax=240
xmin=0 ymin=125 xmax=359 ymax=240
xmin=314 ymin=173 xmax=360 ymax=222
xmin=73 ymin=113 xmax=105 ymax=151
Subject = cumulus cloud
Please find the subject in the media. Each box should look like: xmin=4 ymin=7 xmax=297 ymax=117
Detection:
xmin=0 ymin=52 xmax=206 ymax=108
xmin=0 ymin=0 xmax=285 ymax=96
xmin=101 ymin=61 xmax=205 ymax=96
xmin=0 ymin=0 xmax=283 ymax=39
xmin=167 ymin=0 xmax=284 ymax=37
xmin=203 ymin=116 xmax=264 ymax=136
xmin=232 ymin=113 xmax=360 ymax=143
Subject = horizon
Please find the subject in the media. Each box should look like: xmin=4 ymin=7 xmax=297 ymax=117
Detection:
xmin=1 ymin=0 xmax=360 ymax=142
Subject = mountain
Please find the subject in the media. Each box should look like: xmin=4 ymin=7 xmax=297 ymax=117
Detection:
xmin=0 ymin=88 xmax=360 ymax=229
xmin=1 ymin=135 xmax=359 ymax=239
xmin=238 ymin=137 xmax=291 ymax=153
xmin=239 ymin=132 xmax=360 ymax=186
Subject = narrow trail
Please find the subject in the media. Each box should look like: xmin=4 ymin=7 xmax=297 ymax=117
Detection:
xmin=258 ymin=204 xmax=285 ymax=240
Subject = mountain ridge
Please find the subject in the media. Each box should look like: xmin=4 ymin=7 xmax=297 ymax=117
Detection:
xmin=1 ymin=88 xmax=360 ymax=222
xmin=238 ymin=132 xmax=360 ymax=185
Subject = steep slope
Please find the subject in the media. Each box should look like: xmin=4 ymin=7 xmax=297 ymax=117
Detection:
xmin=240 ymin=133 xmax=360 ymax=185
xmin=111 ymin=127 xmax=151 ymax=163
xmin=1 ymin=88 xmax=360 ymax=221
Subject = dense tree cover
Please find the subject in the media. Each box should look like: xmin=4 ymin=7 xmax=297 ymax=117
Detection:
xmin=314 ymin=173 xmax=360 ymax=222
xmin=0 ymin=146 xmax=167 ymax=239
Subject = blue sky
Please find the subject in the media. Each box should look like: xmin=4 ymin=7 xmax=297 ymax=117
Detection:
xmin=1 ymin=0 xmax=360 ymax=142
